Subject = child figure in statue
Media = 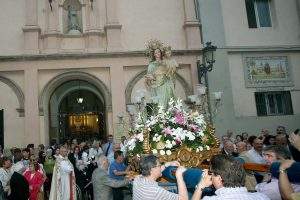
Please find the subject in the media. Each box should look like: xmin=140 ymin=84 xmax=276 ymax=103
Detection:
xmin=145 ymin=41 xmax=178 ymax=108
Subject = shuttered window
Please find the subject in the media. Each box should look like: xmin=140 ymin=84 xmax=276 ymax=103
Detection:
xmin=245 ymin=0 xmax=272 ymax=28
xmin=245 ymin=0 xmax=258 ymax=28
xmin=255 ymin=91 xmax=293 ymax=116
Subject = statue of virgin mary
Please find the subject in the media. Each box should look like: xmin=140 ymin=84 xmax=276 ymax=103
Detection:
xmin=145 ymin=40 xmax=178 ymax=108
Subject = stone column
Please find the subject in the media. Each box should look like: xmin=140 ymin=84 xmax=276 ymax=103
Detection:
xmin=183 ymin=0 xmax=202 ymax=49
xmin=23 ymin=0 xmax=40 ymax=54
xmin=105 ymin=0 xmax=122 ymax=51
xmin=24 ymin=68 xmax=40 ymax=146
xmin=110 ymin=65 xmax=126 ymax=140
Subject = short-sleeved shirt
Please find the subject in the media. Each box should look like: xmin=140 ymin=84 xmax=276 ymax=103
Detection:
xmin=108 ymin=161 xmax=127 ymax=180
xmin=133 ymin=176 xmax=179 ymax=200
xmin=202 ymin=187 xmax=270 ymax=200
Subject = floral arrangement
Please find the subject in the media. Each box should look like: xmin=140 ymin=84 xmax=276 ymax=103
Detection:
xmin=126 ymin=98 xmax=216 ymax=156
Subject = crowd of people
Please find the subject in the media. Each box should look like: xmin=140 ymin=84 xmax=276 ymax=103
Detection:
xmin=0 ymin=126 xmax=299 ymax=200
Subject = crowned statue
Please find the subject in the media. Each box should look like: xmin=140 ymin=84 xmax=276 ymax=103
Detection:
xmin=145 ymin=40 xmax=178 ymax=108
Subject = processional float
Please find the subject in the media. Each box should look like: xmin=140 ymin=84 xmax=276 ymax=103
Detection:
xmin=125 ymin=40 xmax=220 ymax=172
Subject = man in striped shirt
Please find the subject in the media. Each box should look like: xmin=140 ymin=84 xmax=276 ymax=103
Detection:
xmin=133 ymin=155 xmax=188 ymax=200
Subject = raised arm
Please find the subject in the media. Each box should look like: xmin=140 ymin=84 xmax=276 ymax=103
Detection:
xmin=175 ymin=166 xmax=188 ymax=200
xmin=278 ymin=160 xmax=295 ymax=200
xmin=103 ymin=176 xmax=129 ymax=188
xmin=192 ymin=169 xmax=212 ymax=200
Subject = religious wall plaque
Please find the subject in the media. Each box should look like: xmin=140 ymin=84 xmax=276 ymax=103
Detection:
xmin=244 ymin=56 xmax=293 ymax=88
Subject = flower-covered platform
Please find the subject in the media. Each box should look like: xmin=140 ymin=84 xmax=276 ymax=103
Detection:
xmin=125 ymin=99 xmax=220 ymax=168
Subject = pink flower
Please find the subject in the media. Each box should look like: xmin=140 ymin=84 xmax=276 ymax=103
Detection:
xmin=175 ymin=138 xmax=182 ymax=145
xmin=189 ymin=124 xmax=199 ymax=132
xmin=163 ymin=127 xmax=172 ymax=135
xmin=175 ymin=112 xmax=185 ymax=125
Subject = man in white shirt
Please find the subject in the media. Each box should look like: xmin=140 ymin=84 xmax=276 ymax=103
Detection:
xmin=49 ymin=146 xmax=76 ymax=200
xmin=242 ymin=136 xmax=266 ymax=164
xmin=102 ymin=135 xmax=114 ymax=157
xmin=192 ymin=154 xmax=270 ymax=200
xmin=89 ymin=140 xmax=103 ymax=160
xmin=256 ymin=145 xmax=300 ymax=200
xmin=133 ymin=155 xmax=188 ymax=200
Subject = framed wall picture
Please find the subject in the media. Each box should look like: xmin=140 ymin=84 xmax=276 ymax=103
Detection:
xmin=244 ymin=56 xmax=293 ymax=88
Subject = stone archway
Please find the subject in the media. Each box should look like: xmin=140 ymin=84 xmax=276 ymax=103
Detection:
xmin=39 ymin=71 xmax=112 ymax=145
xmin=0 ymin=76 xmax=25 ymax=117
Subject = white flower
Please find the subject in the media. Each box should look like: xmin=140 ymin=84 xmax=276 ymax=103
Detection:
xmin=199 ymin=146 xmax=204 ymax=151
xmin=166 ymin=150 xmax=172 ymax=156
xmin=171 ymin=140 xmax=176 ymax=146
xmin=196 ymin=148 xmax=200 ymax=153
xmin=165 ymin=142 xmax=172 ymax=149
xmin=152 ymin=137 xmax=157 ymax=142
xmin=206 ymin=145 xmax=210 ymax=150
xmin=186 ymin=132 xmax=195 ymax=141
xmin=157 ymin=135 xmax=162 ymax=141
xmin=152 ymin=149 xmax=158 ymax=154
xmin=136 ymin=133 xmax=144 ymax=142
xmin=160 ymin=150 xmax=165 ymax=155
xmin=198 ymin=131 xmax=204 ymax=137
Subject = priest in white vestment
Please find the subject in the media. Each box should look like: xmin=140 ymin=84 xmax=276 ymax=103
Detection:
xmin=49 ymin=146 xmax=76 ymax=200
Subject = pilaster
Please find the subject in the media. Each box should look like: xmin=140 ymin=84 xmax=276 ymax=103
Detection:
xmin=110 ymin=65 xmax=126 ymax=139
xmin=183 ymin=0 xmax=202 ymax=49
xmin=23 ymin=0 xmax=40 ymax=54
xmin=24 ymin=68 xmax=40 ymax=146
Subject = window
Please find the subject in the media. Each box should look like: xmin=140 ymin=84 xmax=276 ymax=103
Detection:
xmin=255 ymin=91 xmax=293 ymax=116
xmin=245 ymin=0 xmax=272 ymax=28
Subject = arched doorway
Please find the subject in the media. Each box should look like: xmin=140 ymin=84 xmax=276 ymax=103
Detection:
xmin=47 ymin=79 xmax=108 ymax=144
xmin=39 ymin=71 xmax=112 ymax=145
xmin=49 ymin=80 xmax=106 ymax=143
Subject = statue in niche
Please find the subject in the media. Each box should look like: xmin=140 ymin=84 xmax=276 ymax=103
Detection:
xmin=67 ymin=4 xmax=81 ymax=34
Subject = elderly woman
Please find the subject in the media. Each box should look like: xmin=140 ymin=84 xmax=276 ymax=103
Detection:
xmin=23 ymin=156 xmax=45 ymax=200
xmin=0 ymin=157 xmax=13 ymax=196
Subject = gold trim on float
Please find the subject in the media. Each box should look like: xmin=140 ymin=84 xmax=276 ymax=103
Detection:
xmin=142 ymin=124 xmax=220 ymax=168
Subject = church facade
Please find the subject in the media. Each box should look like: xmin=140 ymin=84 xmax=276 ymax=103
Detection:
xmin=0 ymin=0 xmax=201 ymax=147
xmin=1 ymin=0 xmax=299 ymax=148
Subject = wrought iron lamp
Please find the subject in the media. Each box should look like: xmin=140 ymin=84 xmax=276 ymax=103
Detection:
xmin=197 ymin=42 xmax=217 ymax=84
xmin=196 ymin=42 xmax=217 ymax=123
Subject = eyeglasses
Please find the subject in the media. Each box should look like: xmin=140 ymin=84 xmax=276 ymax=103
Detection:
xmin=156 ymin=163 xmax=162 ymax=168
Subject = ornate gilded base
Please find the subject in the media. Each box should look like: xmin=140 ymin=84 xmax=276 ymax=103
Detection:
xmin=158 ymin=144 xmax=220 ymax=168
xmin=145 ymin=124 xmax=220 ymax=168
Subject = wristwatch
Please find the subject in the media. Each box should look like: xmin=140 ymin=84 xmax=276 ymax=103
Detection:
xmin=195 ymin=184 xmax=205 ymax=191
xmin=279 ymin=168 xmax=287 ymax=174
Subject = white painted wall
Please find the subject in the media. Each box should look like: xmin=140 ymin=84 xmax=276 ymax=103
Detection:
xmin=220 ymin=0 xmax=300 ymax=46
